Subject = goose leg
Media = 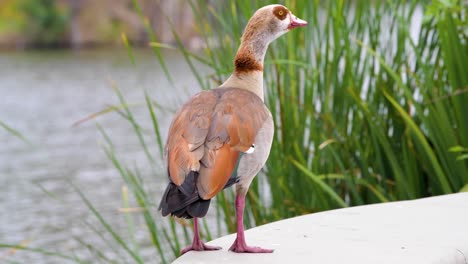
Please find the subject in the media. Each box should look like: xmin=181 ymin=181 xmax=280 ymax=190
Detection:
xmin=229 ymin=194 xmax=274 ymax=253
xmin=181 ymin=217 xmax=222 ymax=255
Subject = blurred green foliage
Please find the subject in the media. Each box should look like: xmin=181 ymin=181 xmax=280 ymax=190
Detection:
xmin=19 ymin=0 xmax=68 ymax=45
xmin=0 ymin=0 xmax=23 ymax=33
xmin=0 ymin=0 xmax=68 ymax=46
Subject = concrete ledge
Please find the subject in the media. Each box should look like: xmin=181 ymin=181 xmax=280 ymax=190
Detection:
xmin=174 ymin=193 xmax=468 ymax=264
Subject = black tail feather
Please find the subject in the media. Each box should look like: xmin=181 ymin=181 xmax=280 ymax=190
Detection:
xmin=187 ymin=199 xmax=211 ymax=217
xmin=159 ymin=171 xmax=211 ymax=219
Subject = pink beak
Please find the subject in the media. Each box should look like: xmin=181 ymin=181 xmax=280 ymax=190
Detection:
xmin=288 ymin=14 xmax=308 ymax=30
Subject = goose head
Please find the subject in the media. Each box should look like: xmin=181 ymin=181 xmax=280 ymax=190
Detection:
xmin=241 ymin=4 xmax=308 ymax=46
xmin=222 ymin=4 xmax=307 ymax=99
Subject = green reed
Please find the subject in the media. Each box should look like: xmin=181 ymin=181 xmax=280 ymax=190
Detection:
xmin=0 ymin=120 xmax=31 ymax=145
xmin=180 ymin=0 xmax=467 ymax=224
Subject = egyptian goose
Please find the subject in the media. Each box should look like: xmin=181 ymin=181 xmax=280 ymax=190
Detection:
xmin=159 ymin=4 xmax=307 ymax=254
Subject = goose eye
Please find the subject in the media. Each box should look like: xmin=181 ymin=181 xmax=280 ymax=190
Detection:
xmin=273 ymin=6 xmax=288 ymax=20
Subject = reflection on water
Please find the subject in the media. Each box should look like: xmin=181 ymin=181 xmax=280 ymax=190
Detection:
xmin=0 ymin=48 xmax=210 ymax=263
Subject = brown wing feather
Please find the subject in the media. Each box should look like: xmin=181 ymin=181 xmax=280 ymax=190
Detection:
xmin=165 ymin=88 xmax=270 ymax=199
xmin=197 ymin=144 xmax=240 ymax=199
xmin=166 ymin=90 xmax=218 ymax=185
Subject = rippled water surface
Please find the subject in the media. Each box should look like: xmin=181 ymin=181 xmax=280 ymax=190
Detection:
xmin=0 ymin=48 xmax=209 ymax=263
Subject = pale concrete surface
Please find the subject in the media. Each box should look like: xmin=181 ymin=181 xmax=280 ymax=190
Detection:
xmin=174 ymin=193 xmax=468 ymax=264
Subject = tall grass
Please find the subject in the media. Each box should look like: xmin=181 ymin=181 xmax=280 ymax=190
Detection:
xmin=0 ymin=120 xmax=31 ymax=145
xmin=178 ymin=0 xmax=468 ymax=224
xmin=3 ymin=0 xmax=466 ymax=263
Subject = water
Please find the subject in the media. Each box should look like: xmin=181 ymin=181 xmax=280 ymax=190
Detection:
xmin=0 ymin=48 xmax=209 ymax=263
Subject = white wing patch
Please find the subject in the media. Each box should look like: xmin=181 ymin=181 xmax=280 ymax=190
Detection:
xmin=244 ymin=144 xmax=256 ymax=154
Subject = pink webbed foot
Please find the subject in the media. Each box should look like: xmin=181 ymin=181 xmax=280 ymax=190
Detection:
xmin=181 ymin=217 xmax=222 ymax=255
xmin=180 ymin=242 xmax=222 ymax=255
xmin=229 ymin=195 xmax=274 ymax=253
xmin=228 ymin=238 xmax=274 ymax=253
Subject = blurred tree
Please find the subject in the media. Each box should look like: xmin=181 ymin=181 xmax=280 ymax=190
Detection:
xmin=0 ymin=1 xmax=24 ymax=34
xmin=19 ymin=0 xmax=68 ymax=46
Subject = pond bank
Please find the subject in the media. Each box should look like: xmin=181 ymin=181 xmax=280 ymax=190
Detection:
xmin=175 ymin=193 xmax=468 ymax=264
